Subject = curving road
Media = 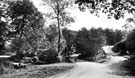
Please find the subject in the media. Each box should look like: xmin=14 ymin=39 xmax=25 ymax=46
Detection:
xmin=49 ymin=46 xmax=128 ymax=78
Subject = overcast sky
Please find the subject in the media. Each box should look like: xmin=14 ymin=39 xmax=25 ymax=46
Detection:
xmin=32 ymin=0 xmax=132 ymax=31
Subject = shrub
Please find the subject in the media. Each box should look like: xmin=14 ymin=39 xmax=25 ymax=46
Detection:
xmin=112 ymin=40 xmax=128 ymax=56
xmin=38 ymin=49 xmax=58 ymax=64
xmin=123 ymin=56 xmax=135 ymax=75
xmin=75 ymin=28 xmax=104 ymax=61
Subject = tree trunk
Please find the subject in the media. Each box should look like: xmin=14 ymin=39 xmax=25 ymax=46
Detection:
xmin=56 ymin=3 xmax=62 ymax=62
xmin=57 ymin=3 xmax=61 ymax=53
xmin=57 ymin=18 xmax=61 ymax=54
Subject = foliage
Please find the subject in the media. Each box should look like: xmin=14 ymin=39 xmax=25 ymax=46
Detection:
xmin=62 ymin=27 xmax=123 ymax=61
xmin=62 ymin=28 xmax=76 ymax=51
xmin=121 ymin=30 xmax=135 ymax=75
xmin=0 ymin=1 xmax=9 ymax=54
xmin=45 ymin=25 xmax=66 ymax=54
xmin=112 ymin=29 xmax=135 ymax=56
xmin=103 ymin=28 xmax=123 ymax=45
xmin=114 ymin=29 xmax=124 ymax=43
xmin=112 ymin=40 xmax=128 ymax=56
xmin=6 ymin=0 xmax=45 ymax=59
xmin=123 ymin=14 xmax=135 ymax=31
xmin=75 ymin=27 xmax=104 ymax=61
xmin=7 ymin=0 xmax=45 ymax=38
xmin=42 ymin=0 xmax=74 ymax=55
xmin=126 ymin=29 xmax=135 ymax=54
xmin=46 ymin=25 xmax=58 ymax=42
xmin=62 ymin=28 xmax=77 ymax=61
xmin=38 ymin=49 xmax=58 ymax=64
xmin=42 ymin=0 xmax=74 ymax=27
xmin=62 ymin=28 xmax=76 ymax=46
xmin=123 ymin=56 xmax=135 ymax=75
xmin=0 ymin=0 xmax=60 ymax=64
xmin=75 ymin=0 xmax=135 ymax=19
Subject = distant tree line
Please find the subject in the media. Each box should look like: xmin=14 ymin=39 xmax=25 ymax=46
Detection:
xmin=62 ymin=27 xmax=123 ymax=61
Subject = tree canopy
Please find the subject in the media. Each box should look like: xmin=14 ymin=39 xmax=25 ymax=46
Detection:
xmin=7 ymin=0 xmax=45 ymax=56
xmin=0 ymin=2 xmax=8 ymax=54
xmin=42 ymin=0 xmax=74 ymax=61
xmin=75 ymin=0 xmax=135 ymax=19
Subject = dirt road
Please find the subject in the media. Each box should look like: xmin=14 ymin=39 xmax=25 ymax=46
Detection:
xmin=49 ymin=46 xmax=129 ymax=78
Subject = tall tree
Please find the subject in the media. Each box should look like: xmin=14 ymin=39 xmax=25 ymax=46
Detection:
xmin=7 ymin=0 xmax=45 ymax=57
xmin=42 ymin=0 xmax=74 ymax=58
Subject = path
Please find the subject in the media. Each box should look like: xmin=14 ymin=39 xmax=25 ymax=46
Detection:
xmin=49 ymin=46 xmax=128 ymax=78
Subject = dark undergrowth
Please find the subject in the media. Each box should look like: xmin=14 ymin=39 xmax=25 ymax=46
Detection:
xmin=122 ymin=56 xmax=135 ymax=76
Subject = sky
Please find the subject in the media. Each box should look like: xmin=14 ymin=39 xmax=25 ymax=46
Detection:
xmin=32 ymin=0 xmax=133 ymax=31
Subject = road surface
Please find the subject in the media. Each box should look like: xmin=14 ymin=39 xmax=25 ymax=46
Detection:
xmin=49 ymin=46 xmax=128 ymax=78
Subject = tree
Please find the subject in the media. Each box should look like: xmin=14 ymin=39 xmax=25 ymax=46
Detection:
xmin=75 ymin=27 xmax=104 ymax=61
xmin=114 ymin=29 xmax=123 ymax=43
xmin=62 ymin=28 xmax=77 ymax=61
xmin=75 ymin=0 xmax=135 ymax=19
xmin=7 ymin=0 xmax=45 ymax=58
xmin=126 ymin=29 xmax=135 ymax=54
xmin=45 ymin=24 xmax=60 ymax=53
xmin=0 ymin=2 xmax=7 ymax=54
xmin=123 ymin=17 xmax=135 ymax=30
xmin=62 ymin=28 xmax=76 ymax=49
xmin=42 ymin=0 xmax=74 ymax=58
xmin=122 ymin=14 xmax=135 ymax=39
xmin=112 ymin=40 xmax=128 ymax=56
xmin=103 ymin=28 xmax=115 ymax=45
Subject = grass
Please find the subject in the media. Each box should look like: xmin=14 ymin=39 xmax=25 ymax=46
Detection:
xmin=0 ymin=62 xmax=75 ymax=78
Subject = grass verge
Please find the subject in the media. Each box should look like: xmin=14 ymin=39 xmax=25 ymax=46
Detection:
xmin=1 ymin=63 xmax=75 ymax=78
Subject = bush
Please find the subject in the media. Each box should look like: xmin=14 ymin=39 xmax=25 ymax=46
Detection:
xmin=75 ymin=28 xmax=104 ymax=61
xmin=112 ymin=40 xmax=128 ymax=56
xmin=103 ymin=28 xmax=123 ymax=45
xmin=123 ymin=56 xmax=135 ymax=75
xmin=38 ymin=49 xmax=58 ymax=64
